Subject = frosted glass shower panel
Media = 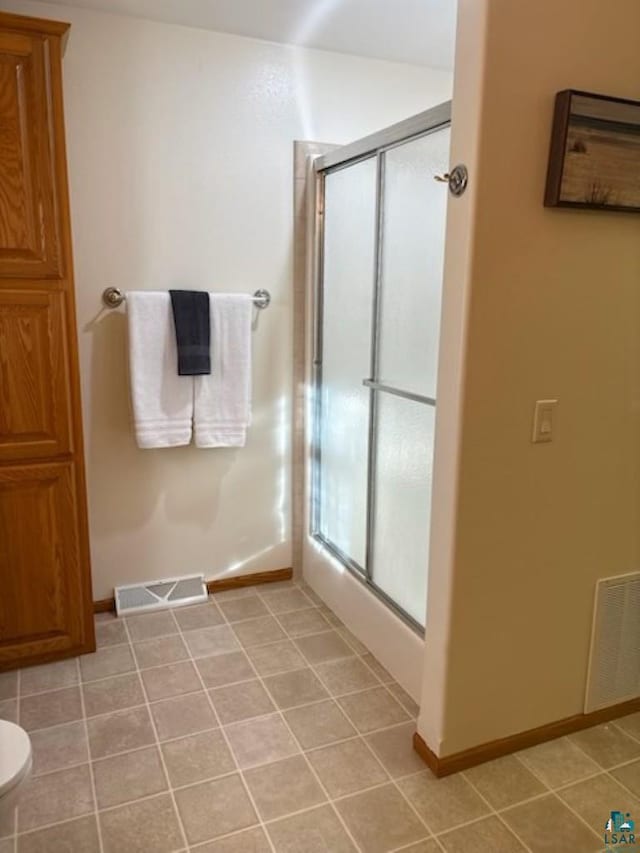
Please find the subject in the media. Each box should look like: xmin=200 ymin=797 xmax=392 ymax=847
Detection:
xmin=378 ymin=128 xmax=451 ymax=399
xmin=371 ymin=393 xmax=435 ymax=625
xmin=318 ymin=157 xmax=377 ymax=568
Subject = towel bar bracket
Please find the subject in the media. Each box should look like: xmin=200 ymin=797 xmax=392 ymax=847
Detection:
xmin=102 ymin=287 xmax=271 ymax=310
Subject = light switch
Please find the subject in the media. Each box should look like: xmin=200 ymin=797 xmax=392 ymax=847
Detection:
xmin=532 ymin=399 xmax=557 ymax=443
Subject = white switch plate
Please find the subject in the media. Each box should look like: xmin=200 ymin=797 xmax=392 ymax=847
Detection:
xmin=532 ymin=399 xmax=557 ymax=443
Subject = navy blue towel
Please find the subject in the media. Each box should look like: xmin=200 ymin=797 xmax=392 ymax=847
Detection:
xmin=169 ymin=290 xmax=211 ymax=376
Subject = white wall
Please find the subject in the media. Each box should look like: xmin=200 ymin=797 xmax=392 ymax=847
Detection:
xmin=3 ymin=0 xmax=452 ymax=599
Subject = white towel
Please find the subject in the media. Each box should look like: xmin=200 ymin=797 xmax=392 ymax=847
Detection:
xmin=127 ymin=291 xmax=193 ymax=448
xmin=193 ymin=294 xmax=253 ymax=448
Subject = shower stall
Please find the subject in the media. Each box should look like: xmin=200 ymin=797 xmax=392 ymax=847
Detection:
xmin=303 ymin=103 xmax=451 ymax=694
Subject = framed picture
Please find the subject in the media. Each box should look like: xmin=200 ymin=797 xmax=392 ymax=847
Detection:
xmin=545 ymin=89 xmax=640 ymax=212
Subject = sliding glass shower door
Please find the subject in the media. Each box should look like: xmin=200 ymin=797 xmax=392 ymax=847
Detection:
xmin=313 ymin=106 xmax=451 ymax=629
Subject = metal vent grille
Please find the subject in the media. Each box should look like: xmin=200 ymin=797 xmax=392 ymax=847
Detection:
xmin=115 ymin=574 xmax=207 ymax=616
xmin=585 ymin=572 xmax=640 ymax=713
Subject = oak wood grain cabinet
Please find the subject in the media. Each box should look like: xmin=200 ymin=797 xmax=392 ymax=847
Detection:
xmin=0 ymin=12 xmax=95 ymax=669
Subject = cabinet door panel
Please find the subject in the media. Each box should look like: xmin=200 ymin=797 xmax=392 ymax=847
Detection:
xmin=0 ymin=461 xmax=88 ymax=664
xmin=0 ymin=31 xmax=60 ymax=278
xmin=0 ymin=290 xmax=71 ymax=460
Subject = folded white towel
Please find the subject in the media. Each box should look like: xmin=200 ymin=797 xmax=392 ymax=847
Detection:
xmin=193 ymin=294 xmax=253 ymax=448
xmin=127 ymin=291 xmax=193 ymax=449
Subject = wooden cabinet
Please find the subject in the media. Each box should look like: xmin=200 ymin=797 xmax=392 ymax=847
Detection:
xmin=0 ymin=12 xmax=95 ymax=669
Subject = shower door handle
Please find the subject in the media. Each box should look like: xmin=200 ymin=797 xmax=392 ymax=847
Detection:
xmin=362 ymin=379 xmax=436 ymax=407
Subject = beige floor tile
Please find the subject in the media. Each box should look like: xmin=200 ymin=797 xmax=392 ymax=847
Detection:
xmin=295 ymin=631 xmax=354 ymax=664
xmin=191 ymin=827 xmax=271 ymax=852
xmin=93 ymin=746 xmax=167 ymax=808
xmin=133 ymin=634 xmax=189 ymax=669
xmin=87 ymin=705 xmax=155 ymax=759
xmin=20 ymin=659 xmax=78 ymax=696
xmin=184 ymin=626 xmax=241 ymax=658
xmin=502 ymin=794 xmax=601 ymax=853
xmin=174 ymin=602 xmax=225 ymax=631
xmin=18 ymin=764 xmax=94 ymax=832
xmin=439 ymin=816 xmax=526 ymax=853
xmin=245 ymin=641 xmax=306 ymax=676
xmin=162 ymin=729 xmax=235 ymax=787
xmin=83 ymin=673 xmax=145 ymax=717
xmin=175 ymin=774 xmax=257 ymax=844
xmin=79 ymin=645 xmax=136 ymax=682
xmin=263 ymin=668 xmax=328 ymax=709
xmin=336 ymin=783 xmax=428 ymax=853
xmin=210 ymin=679 xmax=275 ymax=724
xmin=232 ymin=616 xmax=286 ymax=648
xmin=218 ymin=597 xmax=269 ymax=623
xmin=518 ymin=736 xmax=600 ymax=787
xmin=17 ymin=815 xmax=100 ymax=853
xmin=261 ymin=588 xmax=312 ymax=614
xmin=126 ymin=611 xmax=178 ymax=641
xmin=212 ymin=587 xmax=258 ymax=602
xmin=315 ymin=657 xmax=379 ymax=696
xmin=150 ymin=691 xmax=217 ymax=740
xmin=399 ymin=771 xmax=490 ymax=834
xmin=277 ymin=608 xmax=330 ymax=637
xmin=0 ymin=808 xmax=13 ymax=840
xmin=225 ymin=713 xmax=300 ymax=768
xmin=559 ymin=772 xmax=640 ymax=829
xmin=30 ymin=720 xmax=88 ymax=775
xmin=365 ymin=722 xmax=426 ymax=778
xmin=99 ymin=792 xmax=183 ymax=853
xmin=20 ymin=686 xmax=83 ymax=731
xmin=394 ymin=842 xmax=441 ymax=853
xmin=284 ymin=699 xmax=356 ymax=749
xmin=336 ymin=627 xmax=369 ymax=656
xmin=386 ymin=683 xmax=420 ymax=717
xmin=360 ymin=654 xmax=393 ymax=682
xmin=617 ymin=713 xmax=640 ymax=741
xmin=266 ymin=804 xmax=357 ymax=852
xmin=298 ymin=582 xmax=324 ymax=606
xmin=141 ymin=661 xmax=201 ymax=701
xmin=570 ymin=724 xmax=640 ymax=768
xmin=611 ymin=759 xmax=640 ymax=797
xmin=307 ymin=737 xmax=388 ymax=797
xmin=318 ymin=607 xmax=343 ymax=628
xmin=196 ymin=651 xmax=255 ymax=688
xmin=95 ymin=619 xmax=128 ymax=648
xmin=0 ymin=841 xmax=10 ymax=853
xmin=464 ymin=754 xmax=546 ymax=810
xmin=338 ymin=687 xmax=409 ymax=733
xmin=0 ymin=699 xmax=17 ymax=723
xmin=244 ymin=754 xmax=326 ymax=820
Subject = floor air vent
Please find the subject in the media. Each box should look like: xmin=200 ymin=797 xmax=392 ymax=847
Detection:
xmin=115 ymin=574 xmax=207 ymax=616
xmin=585 ymin=571 xmax=640 ymax=713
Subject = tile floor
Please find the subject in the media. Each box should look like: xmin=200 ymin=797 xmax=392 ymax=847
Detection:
xmin=0 ymin=579 xmax=637 ymax=851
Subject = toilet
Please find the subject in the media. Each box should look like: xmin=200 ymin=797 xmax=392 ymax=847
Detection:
xmin=0 ymin=721 xmax=32 ymax=823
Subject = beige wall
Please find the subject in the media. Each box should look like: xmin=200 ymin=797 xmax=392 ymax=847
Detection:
xmin=421 ymin=0 xmax=640 ymax=755
xmin=1 ymin=0 xmax=452 ymax=600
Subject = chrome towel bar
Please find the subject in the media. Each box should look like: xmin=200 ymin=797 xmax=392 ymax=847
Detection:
xmin=102 ymin=287 xmax=271 ymax=310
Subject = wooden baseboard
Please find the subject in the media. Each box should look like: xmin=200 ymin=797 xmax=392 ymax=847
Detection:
xmin=414 ymin=694 xmax=640 ymax=777
xmin=93 ymin=568 xmax=294 ymax=614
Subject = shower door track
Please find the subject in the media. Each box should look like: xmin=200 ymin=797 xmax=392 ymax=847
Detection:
xmin=310 ymin=101 xmax=452 ymax=635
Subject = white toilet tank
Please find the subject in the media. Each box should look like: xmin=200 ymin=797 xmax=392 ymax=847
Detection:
xmin=0 ymin=720 xmax=32 ymax=823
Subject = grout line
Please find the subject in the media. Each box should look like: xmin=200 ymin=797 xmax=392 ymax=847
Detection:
xmin=172 ymin=608 xmax=278 ymax=853
xmin=75 ymin=657 xmax=105 ymax=853
xmin=121 ymin=617 xmax=191 ymax=852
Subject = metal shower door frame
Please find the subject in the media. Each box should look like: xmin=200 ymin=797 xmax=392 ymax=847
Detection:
xmin=310 ymin=101 xmax=452 ymax=634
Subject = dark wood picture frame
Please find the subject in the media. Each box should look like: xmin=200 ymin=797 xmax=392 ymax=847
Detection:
xmin=545 ymin=89 xmax=640 ymax=213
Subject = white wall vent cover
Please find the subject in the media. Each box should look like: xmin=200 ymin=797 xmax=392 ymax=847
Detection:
xmin=115 ymin=574 xmax=207 ymax=616
xmin=585 ymin=571 xmax=640 ymax=713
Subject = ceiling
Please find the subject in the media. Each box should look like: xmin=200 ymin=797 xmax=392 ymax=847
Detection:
xmin=36 ymin=0 xmax=457 ymax=69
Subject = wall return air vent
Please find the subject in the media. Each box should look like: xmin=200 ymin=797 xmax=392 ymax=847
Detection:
xmin=585 ymin=571 xmax=640 ymax=713
xmin=115 ymin=574 xmax=208 ymax=616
